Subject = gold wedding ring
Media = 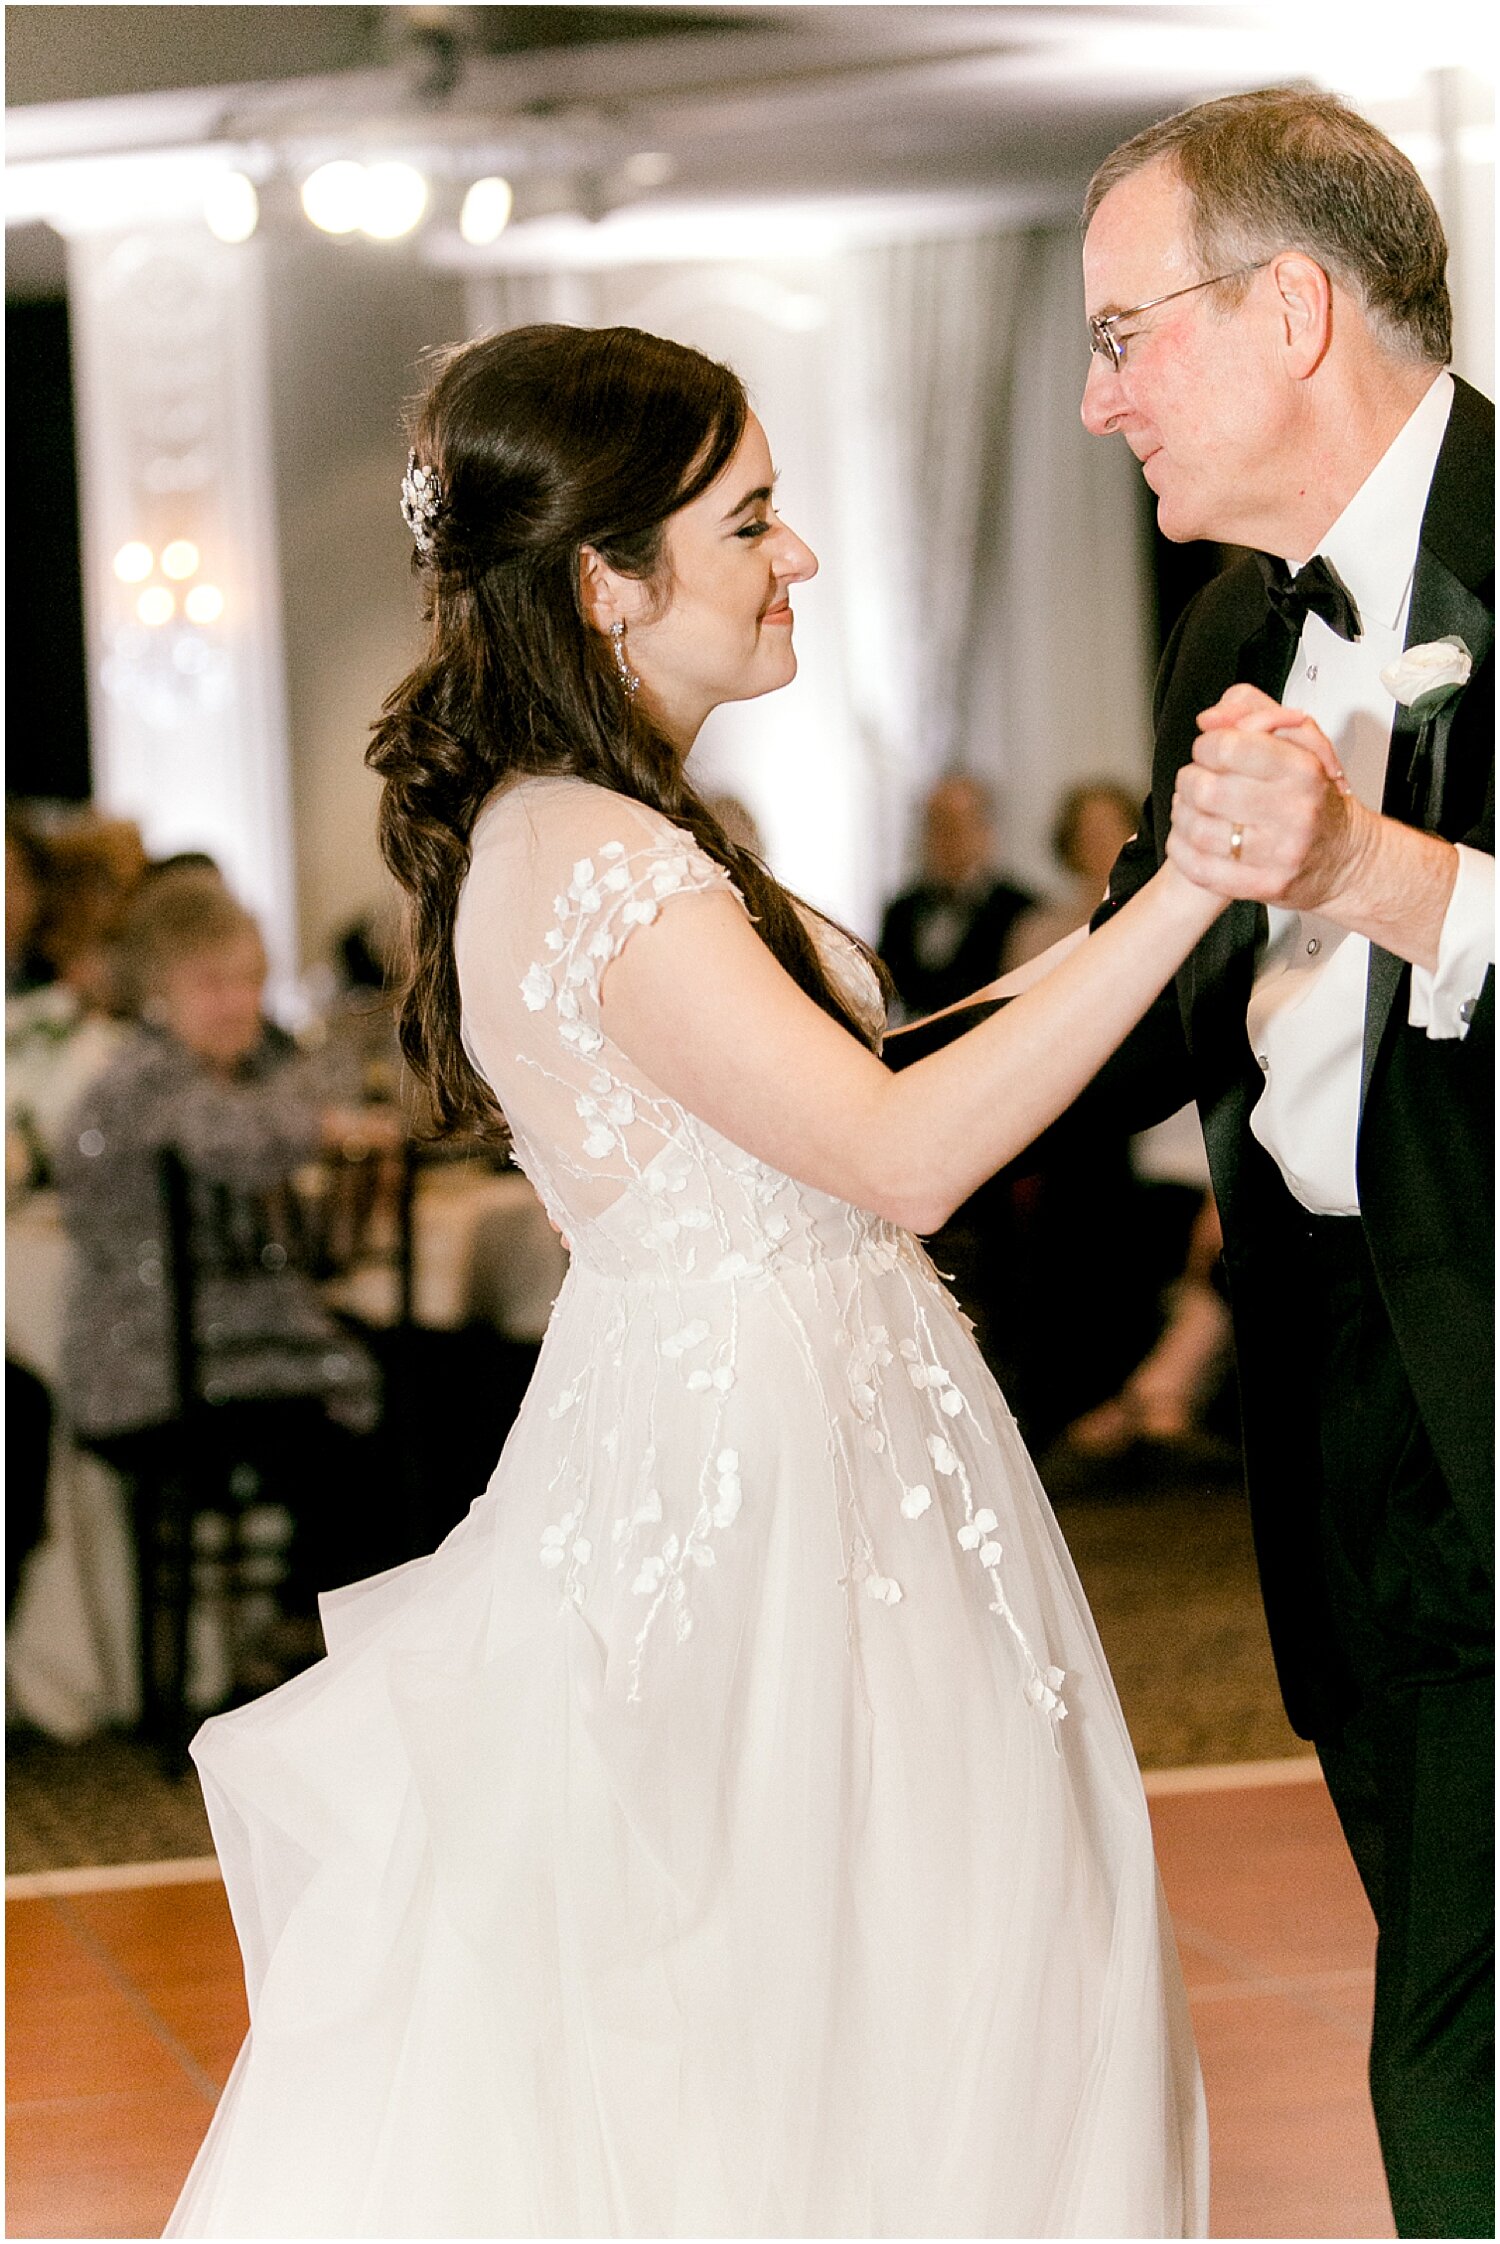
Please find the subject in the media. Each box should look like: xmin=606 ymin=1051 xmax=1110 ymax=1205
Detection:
xmin=1228 ymin=825 xmax=1245 ymax=861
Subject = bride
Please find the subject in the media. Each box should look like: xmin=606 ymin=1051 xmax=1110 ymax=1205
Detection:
xmin=167 ymin=324 xmax=1213 ymax=2238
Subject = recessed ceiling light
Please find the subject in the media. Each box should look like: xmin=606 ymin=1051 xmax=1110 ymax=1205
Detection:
xmin=460 ymin=176 xmax=514 ymax=245
xmin=205 ymin=172 xmax=259 ymax=244
xmin=361 ymin=162 xmax=429 ymax=240
xmin=137 ymin=586 xmax=175 ymax=627
xmin=302 ymin=160 xmax=368 ymax=235
xmin=184 ymin=584 xmax=225 ymax=624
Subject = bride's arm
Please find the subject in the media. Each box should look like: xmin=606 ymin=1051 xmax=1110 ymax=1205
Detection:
xmin=600 ymin=861 xmax=1221 ymax=1234
xmin=981 ymin=921 xmax=1091 ymax=997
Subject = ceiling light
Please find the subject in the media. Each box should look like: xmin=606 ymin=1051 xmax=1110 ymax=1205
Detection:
xmin=137 ymin=587 xmax=176 ymax=627
xmin=113 ymin=542 xmax=153 ymax=584
xmin=161 ymin=540 xmax=200 ymax=580
xmin=360 ymin=162 xmax=428 ymax=241
xmin=302 ymin=160 xmax=368 ymax=235
xmin=205 ymin=172 xmax=259 ymax=244
xmin=459 ymin=175 xmax=514 ymax=246
xmin=184 ymin=584 xmax=224 ymax=624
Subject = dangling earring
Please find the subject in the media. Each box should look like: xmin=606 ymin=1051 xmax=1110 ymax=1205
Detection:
xmin=609 ymin=619 xmax=640 ymax=700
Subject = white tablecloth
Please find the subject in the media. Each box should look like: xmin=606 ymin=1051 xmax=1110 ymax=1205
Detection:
xmin=6 ymin=1195 xmax=139 ymax=1738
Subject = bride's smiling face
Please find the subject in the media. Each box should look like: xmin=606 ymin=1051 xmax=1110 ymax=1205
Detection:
xmin=584 ymin=414 xmax=818 ymax=752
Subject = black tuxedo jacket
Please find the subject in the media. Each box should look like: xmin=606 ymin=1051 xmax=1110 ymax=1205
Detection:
xmin=895 ymin=377 xmax=1494 ymax=1737
xmin=878 ymin=876 xmax=1035 ymax=1021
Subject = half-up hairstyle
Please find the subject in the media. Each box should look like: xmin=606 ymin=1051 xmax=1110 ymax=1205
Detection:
xmin=369 ymin=323 xmax=889 ymax=1138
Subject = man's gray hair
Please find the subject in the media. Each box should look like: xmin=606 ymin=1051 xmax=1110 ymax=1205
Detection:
xmin=1084 ymin=85 xmax=1451 ymax=366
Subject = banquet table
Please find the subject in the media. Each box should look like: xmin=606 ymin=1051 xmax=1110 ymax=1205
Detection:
xmin=324 ymin=1159 xmax=569 ymax=1341
xmin=5 ymin=1166 xmax=569 ymax=1740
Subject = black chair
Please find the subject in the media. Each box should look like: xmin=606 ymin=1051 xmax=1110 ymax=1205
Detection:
xmin=5 ymin=1356 xmax=53 ymax=1620
xmin=129 ymin=1138 xmax=413 ymax=1762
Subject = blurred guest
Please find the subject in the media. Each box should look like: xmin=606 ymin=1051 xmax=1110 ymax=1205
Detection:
xmin=54 ymin=876 xmax=384 ymax=1632
xmin=1005 ymin=781 xmax=1140 ymax=967
xmin=879 ymin=778 xmax=1151 ymax=1444
xmin=1061 ymin=1191 xmax=1233 ymax=1465
xmin=6 ymin=813 xmax=51 ymax=995
xmin=7 ymin=817 xmax=65 ymax=1623
xmin=923 ymin=781 xmax=1154 ymax=1447
xmin=1005 ymin=785 xmax=1231 ymax=1458
xmin=306 ymin=905 xmax=405 ymax=1110
xmin=878 ymin=774 xmax=1034 ymax=1020
xmin=6 ymin=811 xmax=139 ymax=1187
xmin=873 ymin=780 xmax=1032 ymax=1396
xmin=33 ymin=814 xmax=147 ymax=1014
xmin=337 ymin=912 xmax=391 ymax=997
xmin=138 ymin=849 xmax=225 ymax=886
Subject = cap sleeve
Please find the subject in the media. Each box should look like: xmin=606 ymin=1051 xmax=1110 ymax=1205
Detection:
xmin=518 ymin=801 xmax=743 ymax=1059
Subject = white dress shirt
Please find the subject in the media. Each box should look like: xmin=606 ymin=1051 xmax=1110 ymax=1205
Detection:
xmin=1244 ymin=371 xmax=1494 ymax=1216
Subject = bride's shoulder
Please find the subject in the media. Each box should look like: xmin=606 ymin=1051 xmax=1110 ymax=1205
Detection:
xmin=474 ymin=775 xmax=697 ymax=862
xmin=473 ymin=769 xmax=592 ymax=833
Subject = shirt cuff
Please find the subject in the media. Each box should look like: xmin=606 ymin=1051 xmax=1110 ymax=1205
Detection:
xmin=1408 ymin=844 xmax=1494 ymax=1038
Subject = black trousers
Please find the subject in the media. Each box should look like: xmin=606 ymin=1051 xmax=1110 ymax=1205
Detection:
xmin=1303 ymin=1216 xmax=1493 ymax=2240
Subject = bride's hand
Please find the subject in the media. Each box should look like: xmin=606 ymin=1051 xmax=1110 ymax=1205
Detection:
xmin=1153 ymin=847 xmax=1234 ymax=927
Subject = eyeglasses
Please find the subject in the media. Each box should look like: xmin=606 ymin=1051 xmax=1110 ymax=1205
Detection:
xmin=1087 ymin=264 xmax=1267 ymax=371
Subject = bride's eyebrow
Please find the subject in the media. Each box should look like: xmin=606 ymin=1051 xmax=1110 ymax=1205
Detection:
xmin=721 ymin=474 xmax=778 ymax=523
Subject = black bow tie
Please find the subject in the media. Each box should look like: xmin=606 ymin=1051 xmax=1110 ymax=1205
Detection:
xmin=1254 ymin=551 xmax=1362 ymax=644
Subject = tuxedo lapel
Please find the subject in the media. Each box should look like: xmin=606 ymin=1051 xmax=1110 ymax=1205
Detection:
xmin=1383 ymin=557 xmax=1494 ymax=833
xmin=1362 ymin=378 xmax=1496 ymax=1108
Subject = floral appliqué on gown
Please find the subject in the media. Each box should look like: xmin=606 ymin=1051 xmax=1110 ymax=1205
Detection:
xmin=167 ymin=776 xmax=1207 ymax=2240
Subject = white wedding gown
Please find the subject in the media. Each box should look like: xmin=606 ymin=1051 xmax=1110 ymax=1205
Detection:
xmin=167 ymin=777 xmax=1207 ymax=2239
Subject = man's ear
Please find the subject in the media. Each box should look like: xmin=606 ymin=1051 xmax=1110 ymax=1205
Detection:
xmin=1270 ymin=251 xmax=1333 ymax=380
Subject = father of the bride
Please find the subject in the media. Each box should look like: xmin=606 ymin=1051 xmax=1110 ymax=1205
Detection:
xmin=1085 ymin=88 xmax=1492 ymax=2238
xmin=892 ymin=86 xmax=1493 ymax=2236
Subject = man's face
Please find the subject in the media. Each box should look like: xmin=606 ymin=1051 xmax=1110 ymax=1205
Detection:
xmin=923 ymin=780 xmax=993 ymax=888
xmin=1081 ymin=160 xmax=1288 ymax=548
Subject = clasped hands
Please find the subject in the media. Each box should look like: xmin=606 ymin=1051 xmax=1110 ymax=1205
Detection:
xmin=1166 ymin=684 xmax=1366 ymax=915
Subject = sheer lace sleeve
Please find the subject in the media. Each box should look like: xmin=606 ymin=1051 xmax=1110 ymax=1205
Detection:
xmin=517 ymin=813 xmax=740 ymax=1062
xmin=455 ymin=778 xmax=746 ymax=1232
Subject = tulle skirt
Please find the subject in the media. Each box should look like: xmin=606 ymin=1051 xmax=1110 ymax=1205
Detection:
xmin=166 ymin=1253 xmax=1207 ymax=2237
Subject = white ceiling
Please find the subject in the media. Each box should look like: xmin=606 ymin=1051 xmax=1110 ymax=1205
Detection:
xmin=6 ymin=3 xmax=1491 ymax=292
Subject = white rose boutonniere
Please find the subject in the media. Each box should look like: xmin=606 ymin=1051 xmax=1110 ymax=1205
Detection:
xmin=1380 ymin=636 xmax=1473 ymax=721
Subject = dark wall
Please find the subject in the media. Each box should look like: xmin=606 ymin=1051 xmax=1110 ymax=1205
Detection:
xmin=6 ymin=298 xmax=91 ymax=801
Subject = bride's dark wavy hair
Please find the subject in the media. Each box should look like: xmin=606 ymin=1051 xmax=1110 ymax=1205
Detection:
xmin=368 ymin=323 xmax=889 ymax=1137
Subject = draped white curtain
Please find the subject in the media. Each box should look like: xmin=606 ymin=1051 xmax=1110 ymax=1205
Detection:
xmin=824 ymin=231 xmax=1029 ymax=899
xmin=66 ymin=226 xmax=300 ymax=995
xmin=965 ymin=226 xmax=1156 ymax=892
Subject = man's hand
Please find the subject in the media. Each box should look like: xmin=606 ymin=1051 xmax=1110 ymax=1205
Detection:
xmin=1166 ymin=685 xmax=1364 ymax=911
xmin=1165 ymin=683 xmax=1458 ymax=970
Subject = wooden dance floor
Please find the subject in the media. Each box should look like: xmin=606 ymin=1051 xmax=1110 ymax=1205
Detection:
xmin=6 ymin=1763 xmax=1391 ymax=2240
